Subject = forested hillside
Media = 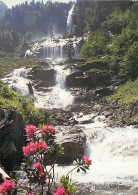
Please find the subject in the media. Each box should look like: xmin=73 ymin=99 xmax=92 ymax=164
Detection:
xmin=1 ymin=1 xmax=72 ymax=35
xmin=71 ymin=0 xmax=138 ymax=82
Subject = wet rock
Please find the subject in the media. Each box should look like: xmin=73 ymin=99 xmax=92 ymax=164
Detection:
xmin=0 ymin=108 xmax=25 ymax=171
xmin=27 ymin=82 xmax=33 ymax=95
xmin=0 ymin=108 xmax=5 ymax=121
xmin=95 ymin=87 xmax=113 ymax=97
xmin=102 ymin=111 xmax=112 ymax=118
xmin=55 ymin=126 xmax=86 ymax=164
xmin=29 ymin=66 xmax=56 ymax=86
xmin=66 ymin=71 xmax=87 ymax=87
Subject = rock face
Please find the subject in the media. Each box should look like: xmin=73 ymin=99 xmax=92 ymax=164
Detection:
xmin=28 ymin=66 xmax=56 ymax=87
xmin=66 ymin=70 xmax=111 ymax=88
xmin=0 ymin=108 xmax=25 ymax=171
xmin=55 ymin=126 xmax=86 ymax=164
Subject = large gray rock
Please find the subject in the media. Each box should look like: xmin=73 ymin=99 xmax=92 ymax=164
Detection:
xmin=55 ymin=126 xmax=86 ymax=164
xmin=66 ymin=71 xmax=90 ymax=87
xmin=29 ymin=66 xmax=56 ymax=87
xmin=0 ymin=108 xmax=25 ymax=170
xmin=66 ymin=70 xmax=111 ymax=88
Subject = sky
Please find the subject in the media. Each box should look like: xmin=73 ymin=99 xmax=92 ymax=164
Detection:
xmin=2 ymin=0 xmax=71 ymax=8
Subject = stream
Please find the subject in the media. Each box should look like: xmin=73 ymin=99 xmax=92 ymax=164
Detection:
xmin=1 ymin=63 xmax=138 ymax=194
xmin=1 ymin=3 xmax=138 ymax=194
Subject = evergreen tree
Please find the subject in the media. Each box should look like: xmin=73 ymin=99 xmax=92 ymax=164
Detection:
xmin=65 ymin=38 xmax=75 ymax=61
xmin=50 ymin=24 xmax=54 ymax=38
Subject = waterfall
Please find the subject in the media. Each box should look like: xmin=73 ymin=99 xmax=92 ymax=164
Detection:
xmin=1 ymin=68 xmax=33 ymax=99
xmin=48 ymin=65 xmax=74 ymax=108
xmin=66 ymin=3 xmax=75 ymax=32
xmin=51 ymin=115 xmax=138 ymax=187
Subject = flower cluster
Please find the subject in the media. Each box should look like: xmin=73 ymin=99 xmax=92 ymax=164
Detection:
xmin=53 ymin=187 xmax=68 ymax=195
xmin=33 ymin=162 xmax=42 ymax=169
xmin=83 ymin=156 xmax=92 ymax=166
xmin=21 ymin=124 xmax=92 ymax=195
xmin=25 ymin=125 xmax=37 ymax=140
xmin=41 ymin=125 xmax=55 ymax=135
xmin=36 ymin=142 xmax=48 ymax=151
xmin=0 ymin=180 xmax=15 ymax=194
xmin=23 ymin=142 xmax=37 ymax=157
xmin=33 ymin=162 xmax=47 ymax=183
xmin=23 ymin=142 xmax=48 ymax=157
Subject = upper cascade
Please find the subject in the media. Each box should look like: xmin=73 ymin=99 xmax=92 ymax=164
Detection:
xmin=25 ymin=37 xmax=83 ymax=63
xmin=66 ymin=2 xmax=75 ymax=32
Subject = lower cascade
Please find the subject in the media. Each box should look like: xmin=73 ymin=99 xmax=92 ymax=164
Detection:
xmin=1 ymin=37 xmax=138 ymax=195
xmin=2 ymin=65 xmax=74 ymax=109
xmin=54 ymin=115 xmax=138 ymax=190
xmin=47 ymin=66 xmax=74 ymax=108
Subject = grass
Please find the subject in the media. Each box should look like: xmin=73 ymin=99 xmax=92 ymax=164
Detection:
xmin=88 ymin=68 xmax=108 ymax=73
xmin=0 ymin=56 xmax=41 ymax=78
xmin=106 ymin=78 xmax=138 ymax=104
xmin=0 ymin=82 xmax=53 ymax=125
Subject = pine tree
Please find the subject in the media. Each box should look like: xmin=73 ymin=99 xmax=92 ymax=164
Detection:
xmin=65 ymin=38 xmax=75 ymax=61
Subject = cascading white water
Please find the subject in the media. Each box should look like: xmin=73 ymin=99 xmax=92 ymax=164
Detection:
xmin=53 ymin=114 xmax=138 ymax=188
xmin=66 ymin=3 xmax=75 ymax=32
xmin=48 ymin=65 xmax=73 ymax=108
xmin=2 ymin=66 xmax=73 ymax=109
xmin=1 ymin=68 xmax=33 ymax=99
xmin=34 ymin=65 xmax=73 ymax=109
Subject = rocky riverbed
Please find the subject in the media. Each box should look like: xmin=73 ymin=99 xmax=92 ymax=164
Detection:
xmin=0 ymin=62 xmax=138 ymax=195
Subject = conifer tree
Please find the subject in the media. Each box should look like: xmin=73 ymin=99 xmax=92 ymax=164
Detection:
xmin=65 ymin=38 xmax=75 ymax=61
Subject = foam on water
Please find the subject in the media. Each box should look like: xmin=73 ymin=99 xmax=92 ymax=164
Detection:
xmin=33 ymin=65 xmax=74 ymax=108
xmin=53 ymin=115 xmax=138 ymax=186
xmin=1 ymin=68 xmax=33 ymax=99
xmin=2 ymin=66 xmax=73 ymax=109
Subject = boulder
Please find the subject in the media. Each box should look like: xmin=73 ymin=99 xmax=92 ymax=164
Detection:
xmin=66 ymin=70 xmax=111 ymax=88
xmin=29 ymin=66 xmax=56 ymax=87
xmin=55 ymin=126 xmax=86 ymax=164
xmin=66 ymin=71 xmax=90 ymax=87
xmin=0 ymin=108 xmax=25 ymax=171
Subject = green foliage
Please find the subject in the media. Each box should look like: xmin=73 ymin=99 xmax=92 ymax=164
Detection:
xmin=60 ymin=175 xmax=69 ymax=189
xmin=106 ymin=78 xmax=138 ymax=104
xmin=0 ymin=82 xmax=52 ymax=125
xmin=88 ymin=68 xmax=108 ymax=73
xmin=71 ymin=0 xmax=134 ymax=36
xmin=119 ymin=41 xmax=138 ymax=80
xmin=0 ymin=57 xmax=40 ymax=78
xmin=67 ymin=184 xmax=77 ymax=194
xmin=78 ymin=2 xmax=138 ymax=81
xmin=0 ymin=30 xmax=21 ymax=53
xmin=101 ymin=6 xmax=138 ymax=34
xmin=80 ymin=30 xmax=108 ymax=58
xmin=111 ymin=28 xmax=138 ymax=60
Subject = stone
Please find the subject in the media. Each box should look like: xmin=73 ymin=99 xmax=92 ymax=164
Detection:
xmin=29 ymin=66 xmax=56 ymax=86
xmin=55 ymin=126 xmax=86 ymax=164
xmin=0 ymin=107 xmax=5 ymax=121
xmin=0 ymin=108 xmax=25 ymax=171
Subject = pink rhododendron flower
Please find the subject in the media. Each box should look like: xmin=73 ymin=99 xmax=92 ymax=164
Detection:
xmin=23 ymin=142 xmax=37 ymax=157
xmin=53 ymin=187 xmax=68 ymax=195
xmin=38 ymin=170 xmax=47 ymax=183
xmin=41 ymin=125 xmax=55 ymax=135
xmin=83 ymin=156 xmax=92 ymax=166
xmin=26 ymin=193 xmax=33 ymax=195
xmin=25 ymin=125 xmax=37 ymax=140
xmin=33 ymin=162 xmax=42 ymax=169
xmin=36 ymin=142 xmax=48 ymax=151
xmin=0 ymin=180 xmax=15 ymax=194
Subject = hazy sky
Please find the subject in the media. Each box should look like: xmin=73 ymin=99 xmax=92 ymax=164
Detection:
xmin=2 ymin=0 xmax=71 ymax=8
